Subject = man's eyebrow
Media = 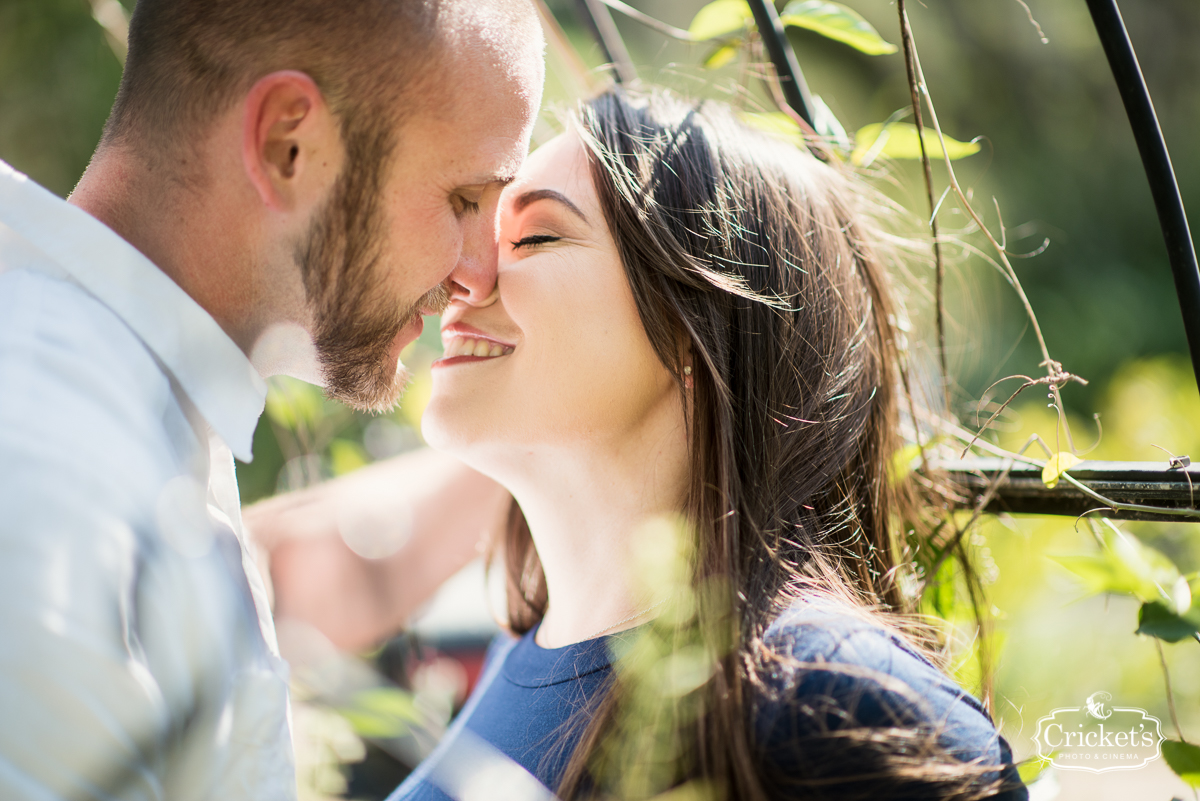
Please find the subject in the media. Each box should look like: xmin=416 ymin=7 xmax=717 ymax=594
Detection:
xmin=512 ymin=188 xmax=588 ymax=223
xmin=462 ymin=174 xmax=516 ymax=189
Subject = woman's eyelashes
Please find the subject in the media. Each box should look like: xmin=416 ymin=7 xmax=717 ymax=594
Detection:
xmin=510 ymin=234 xmax=562 ymax=250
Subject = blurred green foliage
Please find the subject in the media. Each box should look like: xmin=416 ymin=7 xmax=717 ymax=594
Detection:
xmin=1164 ymin=739 xmax=1200 ymax=789
xmin=0 ymin=0 xmax=126 ymax=196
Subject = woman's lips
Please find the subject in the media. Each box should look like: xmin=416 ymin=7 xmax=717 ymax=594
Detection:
xmin=434 ymin=323 xmax=515 ymax=367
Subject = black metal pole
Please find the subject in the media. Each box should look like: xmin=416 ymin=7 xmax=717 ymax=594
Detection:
xmin=745 ymin=0 xmax=815 ymax=128
xmin=1085 ymin=0 xmax=1200 ymax=391
xmin=574 ymin=0 xmax=637 ymax=84
xmin=942 ymin=458 xmax=1200 ymax=522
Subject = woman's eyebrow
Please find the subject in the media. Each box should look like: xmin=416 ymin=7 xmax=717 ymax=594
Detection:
xmin=512 ymin=188 xmax=588 ymax=223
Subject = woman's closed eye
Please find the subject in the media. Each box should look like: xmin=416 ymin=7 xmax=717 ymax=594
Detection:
xmin=511 ymin=234 xmax=562 ymax=250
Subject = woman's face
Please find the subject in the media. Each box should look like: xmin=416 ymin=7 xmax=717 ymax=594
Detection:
xmin=421 ymin=132 xmax=682 ymax=467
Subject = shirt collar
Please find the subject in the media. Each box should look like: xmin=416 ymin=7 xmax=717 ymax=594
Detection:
xmin=502 ymin=624 xmax=646 ymax=688
xmin=0 ymin=160 xmax=267 ymax=462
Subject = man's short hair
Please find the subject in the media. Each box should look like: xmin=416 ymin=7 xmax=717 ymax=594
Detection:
xmin=103 ymin=0 xmax=445 ymax=158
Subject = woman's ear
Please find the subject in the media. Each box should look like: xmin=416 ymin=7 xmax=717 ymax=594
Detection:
xmin=683 ymin=363 xmax=694 ymax=389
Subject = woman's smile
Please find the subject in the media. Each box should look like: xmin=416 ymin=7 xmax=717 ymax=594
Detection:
xmin=435 ymin=322 xmax=515 ymax=366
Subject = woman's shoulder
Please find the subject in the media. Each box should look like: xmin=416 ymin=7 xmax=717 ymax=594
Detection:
xmin=760 ymin=598 xmax=955 ymax=698
xmin=754 ymin=597 xmax=1027 ymax=799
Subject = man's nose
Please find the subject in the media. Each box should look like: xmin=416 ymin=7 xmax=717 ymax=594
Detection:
xmin=447 ymin=209 xmax=499 ymax=305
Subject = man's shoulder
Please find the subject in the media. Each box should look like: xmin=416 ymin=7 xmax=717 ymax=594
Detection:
xmin=0 ymin=266 xmax=147 ymax=350
xmin=0 ymin=267 xmax=175 ymax=422
xmin=0 ymin=268 xmax=186 ymax=518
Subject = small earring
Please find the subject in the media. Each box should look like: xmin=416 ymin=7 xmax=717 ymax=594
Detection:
xmin=683 ymin=365 xmax=693 ymax=376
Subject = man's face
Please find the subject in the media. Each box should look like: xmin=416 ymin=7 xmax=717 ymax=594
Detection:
xmin=299 ymin=35 xmax=543 ymax=413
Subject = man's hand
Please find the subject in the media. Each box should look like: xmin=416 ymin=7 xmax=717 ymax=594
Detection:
xmin=245 ymin=448 xmax=510 ymax=652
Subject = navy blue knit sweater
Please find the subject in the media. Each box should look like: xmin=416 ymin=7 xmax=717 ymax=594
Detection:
xmin=388 ymin=601 xmax=1026 ymax=800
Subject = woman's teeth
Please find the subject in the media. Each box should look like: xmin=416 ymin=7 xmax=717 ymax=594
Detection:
xmin=442 ymin=336 xmax=513 ymax=359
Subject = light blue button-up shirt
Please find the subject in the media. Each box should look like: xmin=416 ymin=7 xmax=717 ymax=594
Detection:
xmin=0 ymin=160 xmax=296 ymax=801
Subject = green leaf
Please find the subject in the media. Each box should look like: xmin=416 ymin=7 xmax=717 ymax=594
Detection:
xmin=264 ymin=376 xmax=326 ymax=432
xmin=688 ymin=0 xmax=752 ymax=41
xmin=1172 ymin=575 xmax=1193 ymax=615
xmin=1050 ymin=553 xmax=1137 ymax=597
xmin=851 ymin=122 xmax=980 ymax=166
xmin=890 ymin=442 xmax=923 ymax=484
xmin=1016 ymin=754 xmax=1056 ymax=786
xmin=647 ymin=780 xmax=721 ymax=801
xmin=1137 ymin=601 xmax=1200 ymax=643
xmin=1163 ymin=739 xmax=1200 ymax=788
xmin=264 ymin=389 xmax=296 ymax=430
xmin=780 ymin=0 xmax=898 ymax=55
xmin=354 ymin=687 xmax=422 ymax=720
xmin=337 ymin=687 xmax=421 ymax=739
xmin=921 ymin=556 xmax=958 ymax=620
xmin=810 ymin=94 xmax=849 ymax=147
xmin=1050 ymin=526 xmax=1182 ymax=603
xmin=654 ymin=645 xmax=716 ymax=697
xmin=704 ymin=41 xmax=741 ymax=69
xmin=1041 ymin=451 xmax=1083 ymax=489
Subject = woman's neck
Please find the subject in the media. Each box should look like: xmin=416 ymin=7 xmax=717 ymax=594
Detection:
xmin=497 ymin=420 xmax=689 ymax=649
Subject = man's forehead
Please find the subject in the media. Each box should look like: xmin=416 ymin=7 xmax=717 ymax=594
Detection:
xmin=394 ymin=2 xmax=544 ymax=185
xmin=458 ymin=136 xmax=529 ymax=186
xmin=393 ymin=94 xmax=533 ymax=183
xmin=417 ymin=1 xmax=544 ymax=127
xmin=435 ymin=0 xmax=545 ymax=79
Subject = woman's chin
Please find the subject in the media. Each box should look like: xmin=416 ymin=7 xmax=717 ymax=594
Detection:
xmin=421 ymin=399 xmax=532 ymax=480
xmin=419 ymin=404 xmax=458 ymax=454
xmin=420 ymin=398 xmax=492 ymax=457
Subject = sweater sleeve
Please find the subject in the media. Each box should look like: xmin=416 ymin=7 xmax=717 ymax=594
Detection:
xmin=754 ymin=603 xmax=1027 ymax=801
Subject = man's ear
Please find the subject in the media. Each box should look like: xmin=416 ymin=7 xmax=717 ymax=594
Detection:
xmin=242 ymin=70 xmax=340 ymax=213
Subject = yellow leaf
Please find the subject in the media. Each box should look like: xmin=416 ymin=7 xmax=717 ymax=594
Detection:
xmin=739 ymin=111 xmax=802 ymax=141
xmin=704 ymin=41 xmax=741 ymax=69
xmin=688 ymin=0 xmax=752 ymax=41
xmin=851 ymin=122 xmax=980 ymax=167
xmin=890 ymin=442 xmax=923 ymax=484
xmin=1041 ymin=452 xmax=1083 ymax=488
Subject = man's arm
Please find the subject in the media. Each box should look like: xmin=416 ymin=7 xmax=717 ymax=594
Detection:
xmin=246 ymin=448 xmax=510 ymax=652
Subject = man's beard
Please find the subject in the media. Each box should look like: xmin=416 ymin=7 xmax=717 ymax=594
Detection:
xmin=296 ymin=151 xmax=450 ymax=413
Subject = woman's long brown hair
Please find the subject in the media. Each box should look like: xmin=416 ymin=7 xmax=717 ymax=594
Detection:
xmin=496 ymin=88 xmax=1006 ymax=800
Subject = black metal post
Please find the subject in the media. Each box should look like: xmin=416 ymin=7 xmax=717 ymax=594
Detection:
xmin=574 ymin=0 xmax=637 ymax=84
xmin=1085 ymin=0 xmax=1200 ymax=392
xmin=745 ymin=0 xmax=815 ymax=129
